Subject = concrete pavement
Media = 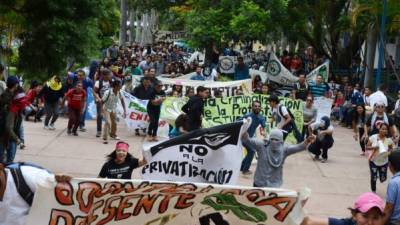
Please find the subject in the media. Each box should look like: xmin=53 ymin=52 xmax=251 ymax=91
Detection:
xmin=16 ymin=117 xmax=388 ymax=219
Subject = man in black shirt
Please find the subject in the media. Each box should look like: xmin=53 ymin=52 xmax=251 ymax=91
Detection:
xmin=181 ymin=86 xmax=209 ymax=131
xmin=365 ymin=102 xmax=397 ymax=138
xmin=294 ymin=73 xmax=309 ymax=101
xmin=98 ymin=141 xmax=146 ymax=179
xmin=147 ymin=81 xmax=166 ymax=142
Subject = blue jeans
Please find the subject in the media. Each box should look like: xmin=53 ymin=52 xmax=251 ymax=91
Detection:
xmin=0 ymin=141 xmax=17 ymax=163
xmin=240 ymin=141 xmax=255 ymax=172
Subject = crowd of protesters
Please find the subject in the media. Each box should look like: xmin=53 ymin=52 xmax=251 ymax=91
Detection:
xmin=2 ymin=41 xmax=400 ymax=225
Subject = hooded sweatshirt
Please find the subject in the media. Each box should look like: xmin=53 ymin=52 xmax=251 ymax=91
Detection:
xmin=244 ymin=129 xmax=307 ymax=187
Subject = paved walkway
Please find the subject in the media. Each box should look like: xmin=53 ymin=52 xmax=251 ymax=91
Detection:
xmin=16 ymin=118 xmax=388 ymax=218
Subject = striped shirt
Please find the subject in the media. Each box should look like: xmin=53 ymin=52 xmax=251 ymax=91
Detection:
xmin=309 ymin=82 xmax=328 ymax=97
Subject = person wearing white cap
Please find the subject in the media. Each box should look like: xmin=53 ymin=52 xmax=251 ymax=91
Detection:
xmin=365 ymin=101 xmax=398 ymax=140
xmin=302 ymin=192 xmax=385 ymax=225
xmin=242 ymin=127 xmax=315 ymax=188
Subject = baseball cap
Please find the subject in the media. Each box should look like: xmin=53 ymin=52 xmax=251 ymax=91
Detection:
xmin=116 ymin=141 xmax=129 ymax=152
xmin=353 ymin=192 xmax=384 ymax=213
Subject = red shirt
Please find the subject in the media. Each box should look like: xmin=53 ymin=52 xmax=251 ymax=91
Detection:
xmin=26 ymin=89 xmax=37 ymax=104
xmin=65 ymin=89 xmax=86 ymax=109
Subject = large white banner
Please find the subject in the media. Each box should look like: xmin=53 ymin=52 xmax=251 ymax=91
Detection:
xmin=121 ymin=91 xmax=169 ymax=137
xmin=26 ymin=179 xmax=306 ymax=225
xmin=158 ymin=77 xmax=252 ymax=97
xmin=141 ymin=122 xmax=247 ymax=185
xmin=313 ymin=97 xmax=334 ymax=122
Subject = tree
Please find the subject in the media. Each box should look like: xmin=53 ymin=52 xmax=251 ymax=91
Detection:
xmin=0 ymin=0 xmax=119 ymax=80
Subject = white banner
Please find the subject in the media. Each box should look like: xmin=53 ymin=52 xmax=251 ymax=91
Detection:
xmin=250 ymin=53 xmax=330 ymax=85
xmin=158 ymin=77 xmax=252 ymax=97
xmin=313 ymin=97 xmax=334 ymax=122
xmin=26 ymin=179 xmax=306 ymax=225
xmin=142 ymin=122 xmax=247 ymax=185
xmin=121 ymin=91 xmax=169 ymax=137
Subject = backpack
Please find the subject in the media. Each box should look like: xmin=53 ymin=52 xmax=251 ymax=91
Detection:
xmin=5 ymin=162 xmax=48 ymax=206
xmin=278 ymin=105 xmax=304 ymax=143
xmin=96 ymin=79 xmax=114 ymax=97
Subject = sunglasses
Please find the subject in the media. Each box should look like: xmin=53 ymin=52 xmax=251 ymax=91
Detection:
xmin=376 ymin=105 xmax=385 ymax=108
xmin=270 ymin=138 xmax=280 ymax=141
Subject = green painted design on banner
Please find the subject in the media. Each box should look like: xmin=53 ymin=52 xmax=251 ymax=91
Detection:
xmin=202 ymin=193 xmax=267 ymax=223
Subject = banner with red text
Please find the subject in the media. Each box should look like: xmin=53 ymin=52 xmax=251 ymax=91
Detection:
xmin=26 ymin=179 xmax=306 ymax=225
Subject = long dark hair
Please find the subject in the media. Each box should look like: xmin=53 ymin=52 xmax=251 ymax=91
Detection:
xmin=106 ymin=150 xmax=134 ymax=162
xmin=352 ymin=104 xmax=366 ymax=123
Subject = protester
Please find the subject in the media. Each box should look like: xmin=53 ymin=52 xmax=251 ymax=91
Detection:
xmin=39 ymin=76 xmax=64 ymax=130
xmin=382 ymin=150 xmax=400 ymax=225
xmin=363 ymin=87 xmax=372 ymax=108
xmin=351 ymin=104 xmax=368 ymax=156
xmin=101 ymin=79 xmax=126 ymax=144
xmin=98 ymin=141 xmax=146 ymax=179
xmin=294 ymin=73 xmax=309 ymax=101
xmin=122 ymin=75 xmax=134 ymax=94
xmin=181 ymin=86 xmax=209 ymax=131
xmin=366 ymin=123 xmax=394 ymax=192
xmin=252 ymin=75 xmax=263 ymax=92
xmin=0 ymin=162 xmax=71 ymax=225
xmin=74 ymin=69 xmax=93 ymax=132
xmin=303 ymin=96 xmax=317 ymax=138
xmin=365 ymin=102 xmax=397 ymax=138
xmin=60 ymin=81 xmax=86 ymax=136
xmin=302 ymin=192 xmax=385 ymax=225
xmin=132 ymin=77 xmax=154 ymax=136
xmin=93 ymin=68 xmax=113 ymax=137
xmin=234 ymin=56 xmax=250 ymax=80
xmin=169 ymin=114 xmax=189 ymax=138
xmin=269 ymin=94 xmax=293 ymax=140
xmin=240 ymin=101 xmax=266 ymax=175
xmin=24 ymin=80 xmax=44 ymax=122
xmin=190 ymin=66 xmax=205 ymax=81
xmin=242 ymin=128 xmax=315 ymax=187
xmin=146 ymin=81 xmax=166 ymax=142
xmin=309 ymin=75 xmax=329 ymax=97
xmin=308 ymin=116 xmax=334 ymax=163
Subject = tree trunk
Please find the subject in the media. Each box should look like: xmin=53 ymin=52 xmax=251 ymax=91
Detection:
xmin=129 ymin=9 xmax=136 ymax=43
xmin=364 ymin=26 xmax=378 ymax=88
xmin=395 ymin=33 xmax=400 ymax=69
xmin=119 ymin=0 xmax=128 ymax=47
xmin=135 ymin=12 xmax=141 ymax=43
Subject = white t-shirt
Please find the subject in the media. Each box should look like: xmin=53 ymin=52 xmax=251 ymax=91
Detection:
xmin=204 ymin=68 xmax=218 ymax=81
xmin=368 ymin=134 xmax=394 ymax=165
xmin=0 ymin=80 xmax=6 ymax=95
xmin=0 ymin=166 xmax=54 ymax=225
xmin=310 ymin=121 xmax=334 ymax=141
xmin=273 ymin=105 xmax=289 ymax=129
xmin=94 ymin=80 xmax=111 ymax=97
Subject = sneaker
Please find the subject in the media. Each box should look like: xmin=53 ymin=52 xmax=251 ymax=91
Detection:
xmin=19 ymin=143 xmax=25 ymax=150
xmin=72 ymin=132 xmax=78 ymax=136
xmin=313 ymin=156 xmax=320 ymax=161
xmin=49 ymin=124 xmax=56 ymax=130
xmin=44 ymin=125 xmax=50 ymax=130
xmin=96 ymin=132 xmax=101 ymax=138
xmin=103 ymin=139 xmax=108 ymax=144
xmin=111 ymin=136 xmax=120 ymax=140
xmin=242 ymin=170 xmax=252 ymax=175
xmin=79 ymin=127 xmax=86 ymax=132
xmin=320 ymin=158 xmax=327 ymax=163
xmin=67 ymin=129 xmax=72 ymax=135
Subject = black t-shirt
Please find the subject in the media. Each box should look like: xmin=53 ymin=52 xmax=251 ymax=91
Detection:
xmin=328 ymin=218 xmax=355 ymax=225
xmin=366 ymin=113 xmax=394 ymax=135
xmin=98 ymin=157 xmax=139 ymax=179
xmin=294 ymin=82 xmax=309 ymax=101
xmin=147 ymin=89 xmax=166 ymax=111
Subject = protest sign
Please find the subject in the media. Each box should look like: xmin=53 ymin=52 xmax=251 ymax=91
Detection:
xmin=313 ymin=97 xmax=334 ymax=122
xmin=142 ymin=121 xmax=247 ymax=185
xmin=26 ymin=179 xmax=306 ymax=225
xmin=218 ymin=56 xmax=236 ymax=73
xmin=306 ymin=61 xmax=329 ymax=83
xmin=121 ymin=91 xmax=169 ymax=137
xmin=161 ymin=95 xmax=304 ymax=143
xmin=158 ymin=77 xmax=252 ymax=97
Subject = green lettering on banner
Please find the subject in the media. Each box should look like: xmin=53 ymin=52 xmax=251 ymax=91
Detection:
xmin=161 ymin=95 xmax=304 ymax=143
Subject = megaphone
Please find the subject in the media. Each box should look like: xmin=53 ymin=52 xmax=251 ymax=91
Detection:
xmin=373 ymin=140 xmax=390 ymax=166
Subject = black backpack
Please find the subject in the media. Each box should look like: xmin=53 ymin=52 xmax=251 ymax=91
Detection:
xmin=5 ymin=162 xmax=48 ymax=206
